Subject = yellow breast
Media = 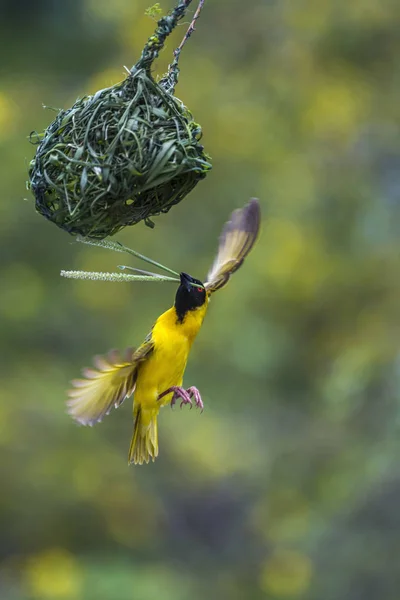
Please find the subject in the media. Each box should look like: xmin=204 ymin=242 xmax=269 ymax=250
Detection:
xmin=155 ymin=299 xmax=209 ymax=346
xmin=134 ymin=300 xmax=209 ymax=407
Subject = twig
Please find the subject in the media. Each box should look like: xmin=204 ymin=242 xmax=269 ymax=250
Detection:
xmin=174 ymin=0 xmax=206 ymax=62
xmin=161 ymin=0 xmax=206 ymax=92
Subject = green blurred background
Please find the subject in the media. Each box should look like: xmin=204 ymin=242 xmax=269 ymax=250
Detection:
xmin=1 ymin=0 xmax=400 ymax=598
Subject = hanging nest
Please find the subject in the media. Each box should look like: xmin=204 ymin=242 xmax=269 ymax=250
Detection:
xmin=28 ymin=0 xmax=211 ymax=239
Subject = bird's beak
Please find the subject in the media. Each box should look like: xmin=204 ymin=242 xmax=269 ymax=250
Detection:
xmin=180 ymin=272 xmax=192 ymax=289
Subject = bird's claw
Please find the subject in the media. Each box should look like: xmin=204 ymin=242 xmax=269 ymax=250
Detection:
xmin=158 ymin=386 xmax=191 ymax=409
xmin=158 ymin=385 xmax=203 ymax=412
xmin=187 ymin=386 xmax=204 ymax=412
xmin=180 ymin=396 xmax=192 ymax=409
xmin=174 ymin=388 xmax=193 ymax=409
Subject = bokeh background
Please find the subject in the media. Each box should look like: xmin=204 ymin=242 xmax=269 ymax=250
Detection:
xmin=1 ymin=0 xmax=400 ymax=598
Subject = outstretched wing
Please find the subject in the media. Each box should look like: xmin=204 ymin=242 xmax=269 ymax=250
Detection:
xmin=205 ymin=198 xmax=261 ymax=294
xmin=67 ymin=341 xmax=154 ymax=426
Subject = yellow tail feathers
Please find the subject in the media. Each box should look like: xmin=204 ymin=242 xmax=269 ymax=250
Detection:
xmin=128 ymin=407 xmax=159 ymax=465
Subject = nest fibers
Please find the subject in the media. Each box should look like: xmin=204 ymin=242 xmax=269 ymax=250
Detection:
xmin=28 ymin=0 xmax=211 ymax=239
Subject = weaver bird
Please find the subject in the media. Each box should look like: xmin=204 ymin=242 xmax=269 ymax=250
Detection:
xmin=67 ymin=199 xmax=261 ymax=464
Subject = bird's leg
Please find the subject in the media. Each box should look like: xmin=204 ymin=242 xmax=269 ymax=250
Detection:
xmin=158 ymin=386 xmax=204 ymax=411
xmin=186 ymin=386 xmax=204 ymax=412
xmin=158 ymin=386 xmax=192 ymax=409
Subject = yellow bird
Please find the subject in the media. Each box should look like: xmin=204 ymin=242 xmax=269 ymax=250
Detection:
xmin=67 ymin=199 xmax=261 ymax=465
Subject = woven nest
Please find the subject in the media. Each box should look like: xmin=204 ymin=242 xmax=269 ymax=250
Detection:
xmin=28 ymin=0 xmax=211 ymax=239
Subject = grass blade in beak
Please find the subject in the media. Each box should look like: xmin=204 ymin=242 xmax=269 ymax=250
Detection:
xmin=60 ymin=270 xmax=180 ymax=283
xmin=118 ymin=265 xmax=176 ymax=279
xmin=76 ymin=236 xmax=180 ymax=277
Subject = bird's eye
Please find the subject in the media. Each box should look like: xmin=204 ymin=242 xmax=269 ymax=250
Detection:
xmin=197 ymin=287 xmax=203 ymax=293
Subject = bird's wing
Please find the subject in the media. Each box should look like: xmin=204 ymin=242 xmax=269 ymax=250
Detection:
xmin=67 ymin=341 xmax=154 ymax=426
xmin=205 ymin=198 xmax=261 ymax=294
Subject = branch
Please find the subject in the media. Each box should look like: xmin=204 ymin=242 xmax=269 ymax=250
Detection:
xmin=174 ymin=0 xmax=206 ymax=61
xmin=160 ymin=0 xmax=207 ymax=92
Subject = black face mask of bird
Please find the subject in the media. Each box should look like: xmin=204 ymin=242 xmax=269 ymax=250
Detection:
xmin=174 ymin=272 xmax=206 ymax=321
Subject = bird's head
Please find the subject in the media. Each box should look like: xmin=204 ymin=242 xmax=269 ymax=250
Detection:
xmin=175 ymin=272 xmax=207 ymax=321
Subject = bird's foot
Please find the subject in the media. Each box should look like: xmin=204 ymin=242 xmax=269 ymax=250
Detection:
xmin=158 ymin=386 xmax=192 ymax=409
xmin=186 ymin=386 xmax=204 ymax=412
xmin=158 ymin=386 xmax=204 ymax=411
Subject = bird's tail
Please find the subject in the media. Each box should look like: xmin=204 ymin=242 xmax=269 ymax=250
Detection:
xmin=128 ymin=406 xmax=159 ymax=465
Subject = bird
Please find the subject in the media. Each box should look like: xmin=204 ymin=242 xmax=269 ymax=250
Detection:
xmin=67 ymin=198 xmax=261 ymax=465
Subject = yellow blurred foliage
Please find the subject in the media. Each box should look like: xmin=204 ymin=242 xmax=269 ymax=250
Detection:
xmin=86 ymin=68 xmax=128 ymax=96
xmin=212 ymin=102 xmax=268 ymax=161
xmin=119 ymin=13 xmax=156 ymax=59
xmin=167 ymin=411 xmax=261 ymax=479
xmin=254 ymin=487 xmax=311 ymax=544
xmin=286 ymin=0 xmax=333 ymax=35
xmin=84 ymin=0 xmax=138 ymax=23
xmin=263 ymin=156 xmax=317 ymax=209
xmin=345 ymin=0 xmax=393 ymax=24
xmin=25 ymin=548 xmax=82 ymax=599
xmin=0 ymin=398 xmax=14 ymax=445
xmin=177 ymin=56 xmax=222 ymax=107
xmin=303 ymin=74 xmax=370 ymax=142
xmin=0 ymin=91 xmax=19 ymax=140
xmin=264 ymin=218 xmax=335 ymax=299
xmin=101 ymin=486 xmax=163 ymax=549
xmin=260 ymin=549 xmax=313 ymax=597
xmin=324 ymin=344 xmax=379 ymax=418
xmin=72 ymin=456 xmax=104 ymax=500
